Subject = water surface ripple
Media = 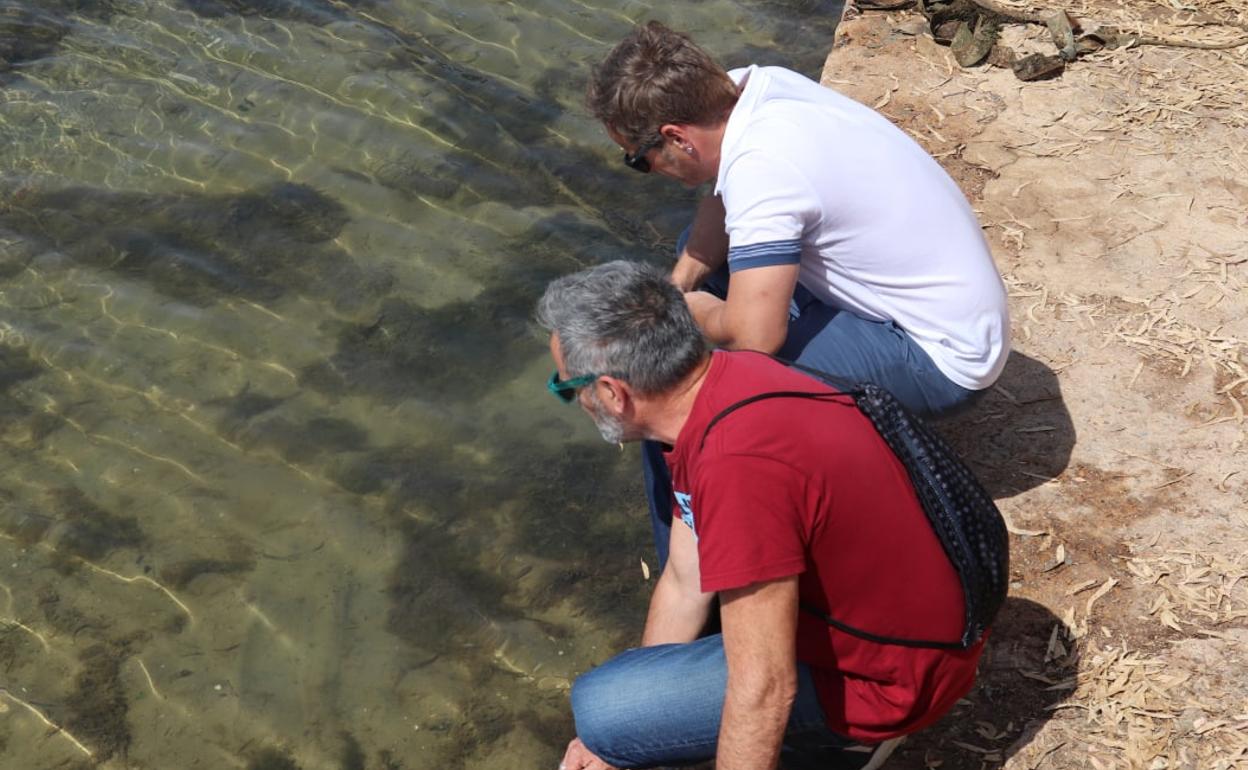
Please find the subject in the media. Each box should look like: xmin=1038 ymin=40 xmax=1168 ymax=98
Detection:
xmin=0 ymin=0 xmax=841 ymax=766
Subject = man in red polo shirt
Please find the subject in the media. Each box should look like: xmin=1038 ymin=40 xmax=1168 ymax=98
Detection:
xmin=538 ymin=261 xmax=984 ymax=770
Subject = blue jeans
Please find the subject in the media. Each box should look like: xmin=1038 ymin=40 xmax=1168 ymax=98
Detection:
xmin=573 ymin=634 xmax=864 ymax=769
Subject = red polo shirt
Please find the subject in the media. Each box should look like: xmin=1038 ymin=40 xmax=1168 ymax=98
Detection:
xmin=665 ymin=351 xmax=983 ymax=742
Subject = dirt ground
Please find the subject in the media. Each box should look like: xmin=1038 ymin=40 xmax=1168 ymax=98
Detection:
xmin=820 ymin=2 xmax=1248 ymax=768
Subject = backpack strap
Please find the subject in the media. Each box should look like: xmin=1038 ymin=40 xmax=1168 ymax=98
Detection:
xmin=698 ymin=390 xmax=851 ymax=451
xmin=800 ymin=603 xmax=969 ymax=651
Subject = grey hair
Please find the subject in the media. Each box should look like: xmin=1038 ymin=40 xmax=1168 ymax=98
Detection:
xmin=536 ymin=260 xmax=708 ymax=395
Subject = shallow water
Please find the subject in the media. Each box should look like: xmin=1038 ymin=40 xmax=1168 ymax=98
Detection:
xmin=0 ymin=1 xmax=841 ymax=766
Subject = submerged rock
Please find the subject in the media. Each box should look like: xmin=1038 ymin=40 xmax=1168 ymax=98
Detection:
xmin=0 ymin=5 xmax=67 ymax=75
xmin=0 ymin=0 xmax=124 ymax=84
xmin=246 ymin=747 xmax=302 ymax=770
xmin=301 ymin=287 xmax=538 ymax=403
xmin=228 ymin=182 xmax=349 ymax=244
xmin=159 ymin=557 xmax=256 ymax=589
xmin=0 ymin=181 xmax=391 ymax=312
xmin=48 ymin=487 xmax=146 ymax=565
xmin=62 ymin=637 xmax=145 ymax=762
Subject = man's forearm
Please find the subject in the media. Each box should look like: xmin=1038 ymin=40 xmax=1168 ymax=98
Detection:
xmin=716 ymin=577 xmax=801 ymax=770
xmin=684 ymin=293 xmax=730 ymax=346
xmin=683 ymin=288 xmax=789 ymax=354
xmin=671 ymin=195 xmax=729 ymax=292
xmin=641 ymin=568 xmax=713 ymax=646
xmin=715 ymin=676 xmax=795 ymax=770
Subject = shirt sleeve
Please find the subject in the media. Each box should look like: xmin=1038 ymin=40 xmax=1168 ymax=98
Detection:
xmin=721 ymin=150 xmax=818 ymax=273
xmin=694 ymin=452 xmax=810 ymax=593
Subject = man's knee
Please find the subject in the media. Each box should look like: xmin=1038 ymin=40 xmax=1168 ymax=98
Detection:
xmin=572 ymin=658 xmax=716 ymax=769
xmin=570 ymin=665 xmax=620 ymax=757
xmin=572 ymin=663 xmax=662 ymax=767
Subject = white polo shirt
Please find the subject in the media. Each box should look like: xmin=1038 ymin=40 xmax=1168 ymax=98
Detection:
xmin=717 ymin=65 xmax=1009 ymax=390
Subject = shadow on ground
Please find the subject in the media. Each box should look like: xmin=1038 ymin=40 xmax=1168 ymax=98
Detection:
xmin=882 ymin=597 xmax=1077 ymax=770
xmin=942 ymin=351 xmax=1076 ymax=499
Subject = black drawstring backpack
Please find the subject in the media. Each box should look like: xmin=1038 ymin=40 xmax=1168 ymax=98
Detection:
xmin=699 ymin=358 xmax=1009 ymax=650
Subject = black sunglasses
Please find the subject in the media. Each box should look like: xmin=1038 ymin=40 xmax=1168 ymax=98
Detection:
xmin=623 ymin=135 xmax=665 ymax=174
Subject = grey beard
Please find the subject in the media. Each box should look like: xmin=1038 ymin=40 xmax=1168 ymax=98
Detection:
xmin=591 ymin=409 xmax=625 ymax=444
xmin=585 ymin=390 xmax=626 ymax=444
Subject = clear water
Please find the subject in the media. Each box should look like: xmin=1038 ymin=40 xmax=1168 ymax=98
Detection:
xmin=0 ymin=1 xmax=840 ymax=766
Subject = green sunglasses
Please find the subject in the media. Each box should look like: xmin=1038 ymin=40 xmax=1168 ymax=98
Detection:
xmin=547 ymin=370 xmax=599 ymax=403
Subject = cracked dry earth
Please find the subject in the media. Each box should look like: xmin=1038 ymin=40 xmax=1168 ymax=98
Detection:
xmin=821 ymin=2 xmax=1248 ymax=768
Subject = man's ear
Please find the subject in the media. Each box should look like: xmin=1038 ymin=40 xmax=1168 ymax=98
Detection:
xmin=660 ymin=124 xmax=688 ymax=149
xmin=596 ymin=376 xmax=631 ymax=415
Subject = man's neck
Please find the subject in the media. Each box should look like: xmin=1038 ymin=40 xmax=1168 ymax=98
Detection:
xmin=695 ymin=73 xmax=745 ymax=181
xmin=687 ymin=121 xmax=727 ymax=184
xmin=637 ymin=355 xmax=714 ymax=446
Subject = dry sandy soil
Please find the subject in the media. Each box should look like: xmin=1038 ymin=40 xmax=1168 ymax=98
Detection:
xmin=821 ymin=1 xmax=1248 ymax=768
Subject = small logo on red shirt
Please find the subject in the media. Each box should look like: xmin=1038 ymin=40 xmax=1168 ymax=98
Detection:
xmin=674 ymin=491 xmax=697 ymax=540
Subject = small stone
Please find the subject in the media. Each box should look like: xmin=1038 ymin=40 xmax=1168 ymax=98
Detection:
xmin=933 ymin=20 xmax=960 ymax=43
xmin=987 ymin=45 xmax=1016 ymax=69
xmin=895 ymin=18 xmax=930 ymax=37
xmin=951 ymin=18 xmax=1000 ymax=67
xmin=1177 ymin=707 xmax=1205 ymax=733
xmin=1013 ymin=53 xmax=1066 ymax=82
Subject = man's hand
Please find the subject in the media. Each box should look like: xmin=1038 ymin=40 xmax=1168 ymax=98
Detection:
xmin=683 ymin=259 xmax=798 ymax=353
xmin=560 ymin=737 xmax=617 ymax=770
xmin=682 ymin=290 xmax=725 ymax=337
xmin=710 ymin=264 xmax=800 ymax=352
xmin=671 ymin=195 xmax=729 ymax=292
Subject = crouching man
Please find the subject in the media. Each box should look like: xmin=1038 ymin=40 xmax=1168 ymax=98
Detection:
xmin=538 ymin=261 xmax=985 ymax=770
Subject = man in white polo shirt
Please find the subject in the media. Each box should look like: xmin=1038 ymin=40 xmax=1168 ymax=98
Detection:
xmin=587 ymin=21 xmax=1011 ymax=590
xmin=586 ymin=21 xmax=1009 ymax=419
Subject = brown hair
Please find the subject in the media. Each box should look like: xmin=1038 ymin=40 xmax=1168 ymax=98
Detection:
xmin=586 ymin=21 xmax=739 ymax=146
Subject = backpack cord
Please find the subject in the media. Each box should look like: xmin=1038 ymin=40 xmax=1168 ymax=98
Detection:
xmin=698 ymin=389 xmax=977 ymax=650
